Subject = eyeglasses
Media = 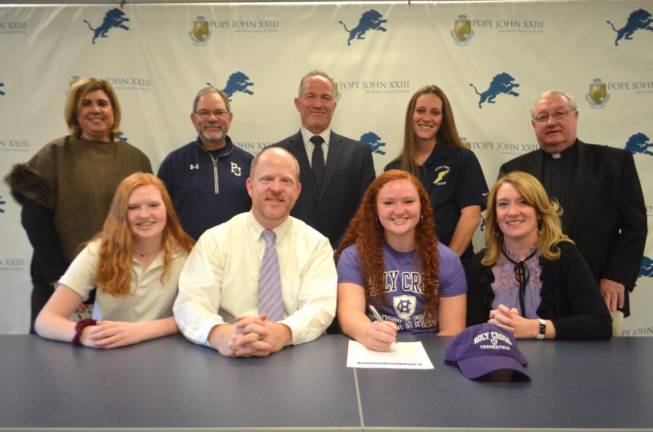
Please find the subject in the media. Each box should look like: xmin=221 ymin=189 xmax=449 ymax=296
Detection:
xmin=194 ymin=109 xmax=229 ymax=119
xmin=532 ymin=110 xmax=574 ymax=123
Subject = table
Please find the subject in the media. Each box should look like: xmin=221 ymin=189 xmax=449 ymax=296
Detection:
xmin=1 ymin=334 xmax=652 ymax=431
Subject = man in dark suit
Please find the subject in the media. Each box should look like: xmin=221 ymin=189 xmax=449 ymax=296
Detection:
xmin=500 ymin=90 xmax=647 ymax=325
xmin=273 ymin=71 xmax=376 ymax=247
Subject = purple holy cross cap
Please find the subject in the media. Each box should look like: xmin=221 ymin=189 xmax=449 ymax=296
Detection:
xmin=444 ymin=323 xmax=530 ymax=381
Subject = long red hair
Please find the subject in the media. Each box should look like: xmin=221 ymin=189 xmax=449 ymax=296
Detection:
xmin=335 ymin=170 xmax=441 ymax=325
xmin=94 ymin=173 xmax=194 ymax=296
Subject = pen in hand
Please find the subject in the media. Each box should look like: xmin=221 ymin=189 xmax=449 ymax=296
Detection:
xmin=368 ymin=304 xmax=383 ymax=322
xmin=367 ymin=304 xmax=397 ymax=351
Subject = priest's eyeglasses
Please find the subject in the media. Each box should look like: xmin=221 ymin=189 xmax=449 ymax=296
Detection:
xmin=532 ymin=110 xmax=574 ymax=123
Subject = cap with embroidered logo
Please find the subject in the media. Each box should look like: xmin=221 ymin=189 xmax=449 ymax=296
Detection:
xmin=444 ymin=323 xmax=530 ymax=381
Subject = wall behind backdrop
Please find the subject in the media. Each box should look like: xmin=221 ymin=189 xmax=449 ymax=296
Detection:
xmin=0 ymin=1 xmax=651 ymax=334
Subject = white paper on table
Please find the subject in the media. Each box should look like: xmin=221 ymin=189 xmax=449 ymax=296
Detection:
xmin=346 ymin=340 xmax=434 ymax=369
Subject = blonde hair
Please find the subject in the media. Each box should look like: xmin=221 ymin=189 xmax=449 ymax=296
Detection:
xmin=64 ymin=78 xmax=122 ymax=140
xmin=482 ymin=171 xmax=572 ymax=266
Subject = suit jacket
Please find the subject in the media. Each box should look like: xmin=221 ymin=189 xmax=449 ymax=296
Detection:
xmin=273 ymin=131 xmax=375 ymax=247
xmin=500 ymin=140 xmax=647 ymax=315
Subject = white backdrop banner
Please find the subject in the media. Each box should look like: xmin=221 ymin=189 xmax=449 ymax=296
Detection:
xmin=1 ymin=1 xmax=651 ymax=334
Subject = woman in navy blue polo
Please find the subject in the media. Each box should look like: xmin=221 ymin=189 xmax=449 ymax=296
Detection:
xmin=386 ymin=85 xmax=488 ymax=266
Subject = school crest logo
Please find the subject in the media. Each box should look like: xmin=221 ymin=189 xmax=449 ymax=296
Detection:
xmin=433 ymin=165 xmax=450 ymax=185
xmin=451 ymin=15 xmax=474 ymax=45
xmin=359 ymin=131 xmax=386 ymax=155
xmin=393 ymin=295 xmax=416 ymax=320
xmin=470 ymin=73 xmax=520 ymax=108
xmin=625 ymin=132 xmax=653 ymax=156
xmin=338 ymin=9 xmax=388 ymax=46
xmin=0 ymin=195 xmax=5 ymax=213
xmin=640 ymin=256 xmax=653 ymax=278
xmin=83 ymin=8 xmax=130 ymax=44
xmin=190 ymin=16 xmax=211 ymax=45
xmin=606 ymin=9 xmax=653 ymax=46
xmin=208 ymin=71 xmax=255 ymax=101
xmin=586 ymin=78 xmax=610 ymax=108
xmin=0 ymin=82 xmax=5 ymax=96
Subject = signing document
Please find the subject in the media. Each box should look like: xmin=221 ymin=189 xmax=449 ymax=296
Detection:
xmin=346 ymin=340 xmax=434 ymax=369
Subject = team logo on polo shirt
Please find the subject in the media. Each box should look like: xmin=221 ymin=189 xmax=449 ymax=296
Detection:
xmin=190 ymin=16 xmax=211 ymax=46
xmin=393 ymin=294 xmax=416 ymax=320
xmin=586 ymin=78 xmax=610 ymax=109
xmin=640 ymin=256 xmax=653 ymax=278
xmin=230 ymin=162 xmax=242 ymax=176
xmin=433 ymin=165 xmax=450 ymax=185
xmin=606 ymin=9 xmax=653 ymax=46
xmin=338 ymin=9 xmax=388 ymax=46
xmin=451 ymin=15 xmax=474 ymax=45
xmin=83 ymin=8 xmax=130 ymax=44
xmin=625 ymin=132 xmax=653 ymax=156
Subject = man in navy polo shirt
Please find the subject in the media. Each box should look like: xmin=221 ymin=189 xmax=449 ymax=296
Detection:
xmin=158 ymin=87 xmax=253 ymax=239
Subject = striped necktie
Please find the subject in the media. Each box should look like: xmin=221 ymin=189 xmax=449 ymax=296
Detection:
xmin=258 ymin=230 xmax=284 ymax=321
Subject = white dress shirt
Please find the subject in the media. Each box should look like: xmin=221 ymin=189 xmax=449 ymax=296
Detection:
xmin=173 ymin=212 xmax=337 ymax=346
xmin=300 ymin=127 xmax=331 ymax=167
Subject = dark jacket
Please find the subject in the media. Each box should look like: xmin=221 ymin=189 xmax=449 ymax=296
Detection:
xmin=466 ymin=242 xmax=612 ymax=340
xmin=500 ymin=140 xmax=647 ymax=316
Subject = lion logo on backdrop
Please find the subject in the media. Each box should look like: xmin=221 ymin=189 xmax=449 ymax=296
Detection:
xmin=359 ymin=131 xmax=386 ymax=155
xmin=606 ymin=9 xmax=653 ymax=46
xmin=585 ymin=78 xmax=610 ymax=108
xmin=393 ymin=295 xmax=416 ymax=320
xmin=625 ymin=132 xmax=653 ymax=156
xmin=83 ymin=8 xmax=130 ymax=44
xmin=451 ymin=14 xmax=474 ymax=45
xmin=338 ymin=9 xmax=388 ymax=46
xmin=189 ymin=16 xmax=211 ymax=45
xmin=0 ymin=82 xmax=5 ymax=96
xmin=213 ymin=71 xmax=255 ymax=101
xmin=640 ymin=256 xmax=653 ymax=278
xmin=469 ymin=73 xmax=520 ymax=108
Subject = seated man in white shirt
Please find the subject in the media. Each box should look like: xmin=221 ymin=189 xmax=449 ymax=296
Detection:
xmin=174 ymin=147 xmax=337 ymax=357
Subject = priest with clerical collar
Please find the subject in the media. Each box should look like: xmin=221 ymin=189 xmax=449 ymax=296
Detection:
xmin=499 ymin=90 xmax=647 ymax=332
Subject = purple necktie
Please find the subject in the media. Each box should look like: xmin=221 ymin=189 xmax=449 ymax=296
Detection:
xmin=258 ymin=230 xmax=284 ymax=321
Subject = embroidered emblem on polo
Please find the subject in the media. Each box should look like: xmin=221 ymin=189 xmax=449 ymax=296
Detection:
xmin=230 ymin=162 xmax=242 ymax=176
xmin=189 ymin=163 xmax=199 ymax=170
xmin=433 ymin=165 xmax=450 ymax=185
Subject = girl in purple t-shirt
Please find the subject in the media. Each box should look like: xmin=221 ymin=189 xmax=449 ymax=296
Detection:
xmin=335 ymin=170 xmax=467 ymax=352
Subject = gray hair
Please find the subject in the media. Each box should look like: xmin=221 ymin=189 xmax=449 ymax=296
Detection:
xmin=531 ymin=90 xmax=577 ymax=118
xmin=297 ymin=70 xmax=339 ymax=99
xmin=192 ymin=86 xmax=231 ymax=114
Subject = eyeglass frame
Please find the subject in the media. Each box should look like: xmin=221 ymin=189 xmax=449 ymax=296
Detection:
xmin=193 ymin=109 xmax=231 ymax=119
xmin=532 ymin=109 xmax=576 ymax=124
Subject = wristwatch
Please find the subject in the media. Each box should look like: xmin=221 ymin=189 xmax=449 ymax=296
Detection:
xmin=536 ymin=318 xmax=546 ymax=340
